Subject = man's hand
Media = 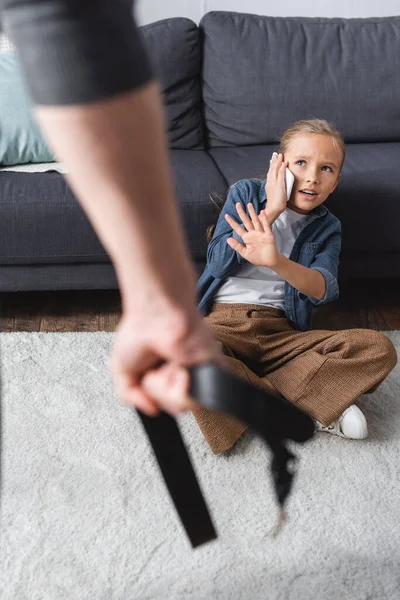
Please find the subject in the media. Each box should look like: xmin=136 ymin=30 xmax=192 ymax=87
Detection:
xmin=110 ymin=305 xmax=226 ymax=418
xmin=225 ymin=202 xmax=280 ymax=268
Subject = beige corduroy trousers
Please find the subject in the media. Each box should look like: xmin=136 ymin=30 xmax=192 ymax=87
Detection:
xmin=191 ymin=303 xmax=398 ymax=455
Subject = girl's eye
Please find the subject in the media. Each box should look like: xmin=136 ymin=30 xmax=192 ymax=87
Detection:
xmin=295 ymin=160 xmax=332 ymax=172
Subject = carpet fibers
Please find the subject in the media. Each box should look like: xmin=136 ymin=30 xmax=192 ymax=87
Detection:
xmin=1 ymin=330 xmax=400 ymax=599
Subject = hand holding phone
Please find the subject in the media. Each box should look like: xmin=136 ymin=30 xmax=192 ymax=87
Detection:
xmin=271 ymin=152 xmax=294 ymax=201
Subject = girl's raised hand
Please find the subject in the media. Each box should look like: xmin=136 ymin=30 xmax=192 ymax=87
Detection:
xmin=225 ymin=202 xmax=281 ymax=268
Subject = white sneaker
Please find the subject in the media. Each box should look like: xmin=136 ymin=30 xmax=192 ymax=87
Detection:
xmin=314 ymin=405 xmax=368 ymax=439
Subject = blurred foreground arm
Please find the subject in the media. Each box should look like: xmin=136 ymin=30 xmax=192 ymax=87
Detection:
xmin=0 ymin=0 xmax=195 ymax=314
xmin=0 ymin=0 xmax=223 ymax=415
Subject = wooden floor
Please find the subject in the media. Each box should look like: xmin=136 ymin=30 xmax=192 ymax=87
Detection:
xmin=1 ymin=278 xmax=400 ymax=332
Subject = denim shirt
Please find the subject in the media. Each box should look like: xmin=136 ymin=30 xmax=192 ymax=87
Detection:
xmin=196 ymin=178 xmax=342 ymax=331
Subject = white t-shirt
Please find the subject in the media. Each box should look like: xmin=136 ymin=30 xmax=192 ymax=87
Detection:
xmin=214 ymin=207 xmax=308 ymax=311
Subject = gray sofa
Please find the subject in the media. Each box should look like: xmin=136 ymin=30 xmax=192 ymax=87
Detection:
xmin=1 ymin=11 xmax=400 ymax=293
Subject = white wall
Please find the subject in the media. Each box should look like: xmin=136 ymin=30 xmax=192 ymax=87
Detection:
xmin=136 ymin=0 xmax=400 ymax=25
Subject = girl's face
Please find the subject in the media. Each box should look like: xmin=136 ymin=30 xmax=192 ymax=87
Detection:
xmin=284 ymin=134 xmax=343 ymax=215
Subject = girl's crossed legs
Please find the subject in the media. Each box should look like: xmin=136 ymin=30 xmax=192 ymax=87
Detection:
xmin=191 ymin=303 xmax=397 ymax=455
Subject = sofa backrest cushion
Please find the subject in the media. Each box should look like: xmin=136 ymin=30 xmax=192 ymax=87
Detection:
xmin=200 ymin=12 xmax=400 ymax=147
xmin=141 ymin=18 xmax=204 ymax=149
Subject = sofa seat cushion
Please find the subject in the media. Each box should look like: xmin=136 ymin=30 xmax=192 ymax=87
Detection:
xmin=0 ymin=150 xmax=227 ymax=266
xmin=209 ymin=142 xmax=400 ymax=253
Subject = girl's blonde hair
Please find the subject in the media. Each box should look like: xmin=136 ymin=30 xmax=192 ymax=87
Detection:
xmin=206 ymin=118 xmax=346 ymax=243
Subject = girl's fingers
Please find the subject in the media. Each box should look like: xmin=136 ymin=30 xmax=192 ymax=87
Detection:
xmin=236 ymin=202 xmax=260 ymax=231
xmin=226 ymin=237 xmax=244 ymax=254
xmin=225 ymin=202 xmax=261 ymax=234
xmin=225 ymin=201 xmax=275 ymax=237
xmin=234 ymin=203 xmax=252 ymax=228
xmin=225 ymin=213 xmax=245 ymax=237
xmin=268 ymin=153 xmax=284 ymax=179
xmin=247 ymin=202 xmax=263 ymax=231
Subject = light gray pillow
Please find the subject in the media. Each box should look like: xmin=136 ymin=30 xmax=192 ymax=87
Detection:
xmin=0 ymin=52 xmax=55 ymax=165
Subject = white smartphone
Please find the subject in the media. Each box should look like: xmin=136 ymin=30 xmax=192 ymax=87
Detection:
xmin=272 ymin=152 xmax=294 ymax=201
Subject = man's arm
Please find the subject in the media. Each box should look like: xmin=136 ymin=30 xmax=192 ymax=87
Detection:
xmin=0 ymin=0 xmax=153 ymax=106
xmin=0 ymin=0 xmax=224 ymax=421
xmin=0 ymin=0 xmax=198 ymax=316
xmin=33 ymin=82 xmax=197 ymax=314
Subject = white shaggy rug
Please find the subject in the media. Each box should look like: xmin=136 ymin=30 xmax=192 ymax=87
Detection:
xmin=1 ymin=330 xmax=400 ymax=599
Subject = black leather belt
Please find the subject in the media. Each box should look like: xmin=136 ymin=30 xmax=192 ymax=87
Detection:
xmin=136 ymin=361 xmax=315 ymax=548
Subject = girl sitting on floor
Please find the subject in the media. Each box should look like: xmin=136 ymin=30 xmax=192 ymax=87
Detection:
xmin=192 ymin=118 xmax=398 ymax=455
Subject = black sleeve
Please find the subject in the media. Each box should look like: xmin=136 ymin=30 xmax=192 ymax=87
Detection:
xmin=0 ymin=0 xmax=154 ymax=105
